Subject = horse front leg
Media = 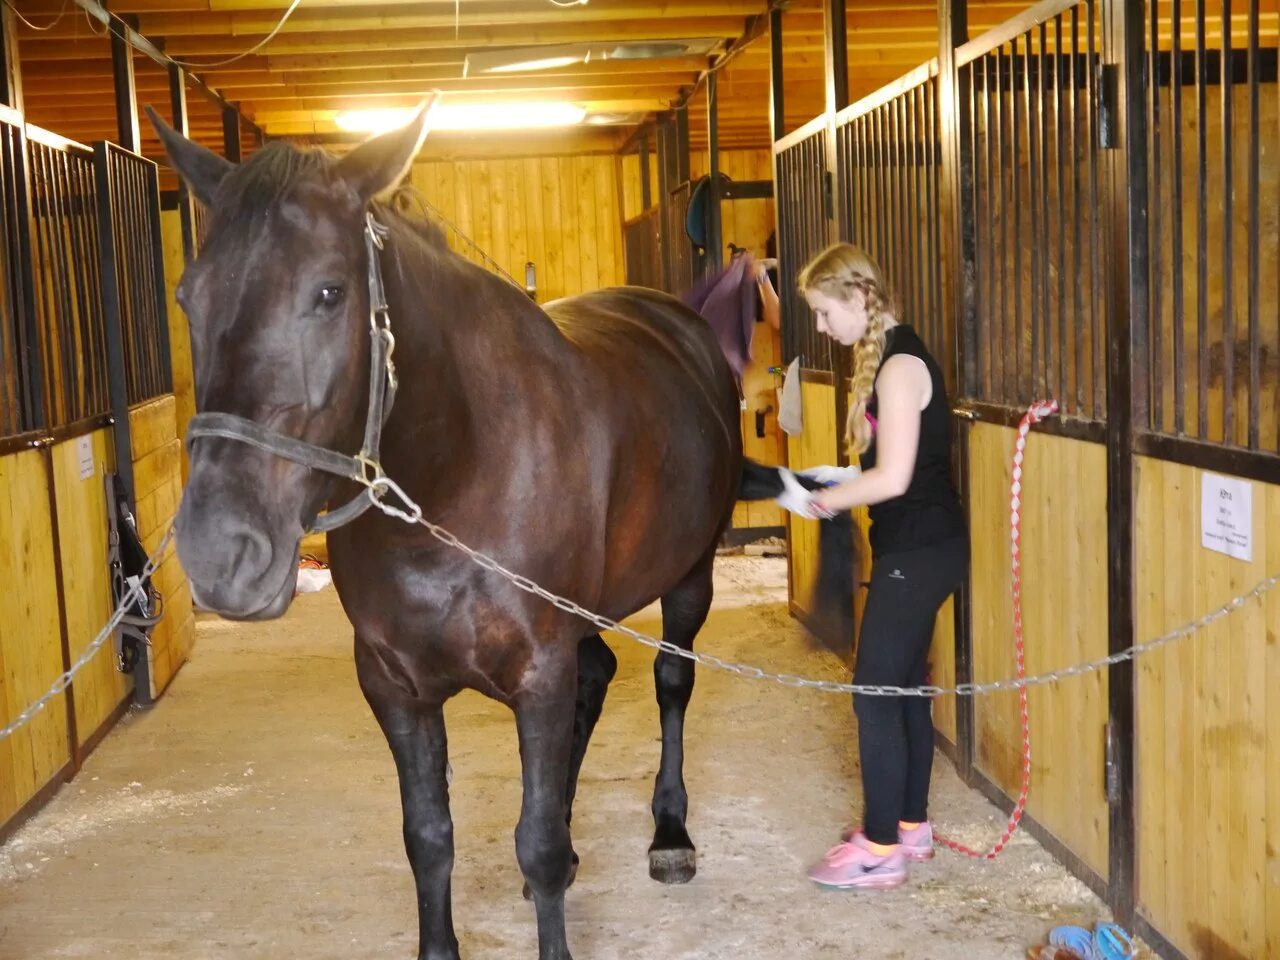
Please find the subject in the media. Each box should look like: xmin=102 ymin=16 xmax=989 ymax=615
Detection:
xmin=362 ymin=682 xmax=458 ymax=960
xmin=513 ymin=659 xmax=578 ymax=960
xmin=522 ymin=633 xmax=617 ymax=901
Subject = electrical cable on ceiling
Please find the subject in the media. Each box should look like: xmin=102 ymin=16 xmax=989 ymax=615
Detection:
xmin=169 ymin=0 xmax=303 ymax=68
xmin=3 ymin=0 xmax=73 ymax=33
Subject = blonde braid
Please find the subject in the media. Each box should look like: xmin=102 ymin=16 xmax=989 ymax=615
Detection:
xmin=844 ymin=280 xmax=890 ymax=455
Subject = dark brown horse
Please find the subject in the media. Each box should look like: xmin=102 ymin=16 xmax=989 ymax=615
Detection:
xmin=150 ymin=103 xmax=748 ymax=960
xmin=149 ymin=100 xmax=856 ymax=958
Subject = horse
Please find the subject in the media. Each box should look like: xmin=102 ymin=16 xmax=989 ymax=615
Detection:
xmin=148 ymin=99 xmax=853 ymax=960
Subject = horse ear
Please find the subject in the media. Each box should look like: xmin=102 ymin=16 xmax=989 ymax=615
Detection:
xmin=144 ymin=105 xmax=233 ymax=207
xmin=335 ymin=94 xmax=438 ymax=204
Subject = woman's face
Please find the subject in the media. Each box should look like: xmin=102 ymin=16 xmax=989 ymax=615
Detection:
xmin=805 ymin=287 xmax=868 ymax=346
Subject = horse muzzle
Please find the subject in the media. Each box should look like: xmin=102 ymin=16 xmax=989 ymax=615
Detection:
xmin=176 ymin=497 xmax=302 ymax=621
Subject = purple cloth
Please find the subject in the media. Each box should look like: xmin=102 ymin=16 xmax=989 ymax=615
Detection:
xmin=682 ymin=254 xmax=759 ymax=383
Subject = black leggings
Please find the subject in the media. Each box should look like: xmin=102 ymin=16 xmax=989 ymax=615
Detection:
xmin=853 ymin=536 xmax=968 ymax=846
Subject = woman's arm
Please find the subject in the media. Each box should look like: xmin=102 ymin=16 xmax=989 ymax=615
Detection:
xmin=755 ymin=261 xmax=781 ymax=330
xmin=811 ymin=354 xmax=929 ymax=513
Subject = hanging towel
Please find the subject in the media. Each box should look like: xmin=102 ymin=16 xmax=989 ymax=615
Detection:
xmin=682 ymin=253 xmax=758 ymax=383
xmin=778 ymin=356 xmax=803 ymax=436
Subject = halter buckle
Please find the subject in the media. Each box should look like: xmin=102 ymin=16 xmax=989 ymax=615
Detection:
xmin=352 ymin=453 xmax=384 ymax=487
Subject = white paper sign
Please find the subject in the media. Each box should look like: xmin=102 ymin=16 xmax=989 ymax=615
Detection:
xmin=77 ymin=436 xmax=94 ymax=481
xmin=1201 ymin=472 xmax=1252 ymax=562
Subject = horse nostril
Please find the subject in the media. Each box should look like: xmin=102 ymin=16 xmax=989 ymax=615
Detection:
xmin=229 ymin=526 xmax=273 ymax=580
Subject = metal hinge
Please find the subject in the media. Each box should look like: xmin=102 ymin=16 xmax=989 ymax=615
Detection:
xmin=1104 ymin=721 xmax=1121 ymax=804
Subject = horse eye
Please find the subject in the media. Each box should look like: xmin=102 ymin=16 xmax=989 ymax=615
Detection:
xmin=317 ymin=285 xmax=345 ymax=309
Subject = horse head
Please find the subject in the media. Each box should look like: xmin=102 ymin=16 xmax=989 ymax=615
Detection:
xmin=148 ymin=99 xmax=435 ymax=619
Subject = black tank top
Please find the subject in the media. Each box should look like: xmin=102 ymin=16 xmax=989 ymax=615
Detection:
xmin=858 ymin=325 xmax=966 ymax=557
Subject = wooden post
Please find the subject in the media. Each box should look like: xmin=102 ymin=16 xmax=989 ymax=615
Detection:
xmin=674 ymin=102 xmax=691 ymax=186
xmin=769 ymin=5 xmax=785 ymax=142
xmin=639 ymin=136 xmax=652 ymax=211
xmin=1103 ymin=0 xmax=1146 ymax=927
xmin=111 ymin=14 xmax=140 ymax=152
xmin=0 ymin=7 xmax=23 ymax=113
xmin=222 ymin=105 xmax=242 ymax=164
xmin=823 ymin=0 xmax=849 ymax=116
xmin=938 ymin=0 xmax=976 ymax=782
xmin=706 ymin=71 xmax=722 ymax=273
xmin=168 ymin=63 xmax=198 ymax=264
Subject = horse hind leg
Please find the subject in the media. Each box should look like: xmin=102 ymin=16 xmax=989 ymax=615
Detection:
xmin=522 ymin=633 xmax=616 ymax=901
xmin=649 ymin=552 xmax=714 ymax=884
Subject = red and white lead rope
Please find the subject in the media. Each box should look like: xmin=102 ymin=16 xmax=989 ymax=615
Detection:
xmin=937 ymin=399 xmax=1059 ymax=860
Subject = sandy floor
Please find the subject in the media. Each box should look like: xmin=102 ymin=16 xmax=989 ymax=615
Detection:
xmin=0 ymin=555 xmax=1142 ymax=960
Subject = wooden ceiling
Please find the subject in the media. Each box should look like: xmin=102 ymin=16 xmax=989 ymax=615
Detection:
xmin=11 ymin=0 xmax=1046 ymax=166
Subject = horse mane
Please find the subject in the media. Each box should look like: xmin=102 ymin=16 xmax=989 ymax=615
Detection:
xmin=212 ymin=140 xmax=449 ymax=251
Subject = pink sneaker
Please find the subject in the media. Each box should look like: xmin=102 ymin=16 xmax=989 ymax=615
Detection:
xmin=840 ymin=821 xmax=934 ymax=861
xmin=807 ymin=833 xmax=907 ymax=890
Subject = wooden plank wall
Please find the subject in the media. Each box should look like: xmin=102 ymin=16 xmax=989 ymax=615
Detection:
xmin=0 ymin=450 xmax=70 ymax=827
xmin=408 ymin=154 xmax=625 ymax=305
xmin=968 ymin=423 xmax=1110 ymax=877
xmin=160 ymin=209 xmax=196 ymax=484
xmin=1134 ymin=459 xmax=1280 ymax=960
xmin=49 ymin=428 xmax=131 ymax=747
xmin=130 ymin=397 xmax=194 ymax=699
xmin=786 ymin=381 xmax=841 ymax=623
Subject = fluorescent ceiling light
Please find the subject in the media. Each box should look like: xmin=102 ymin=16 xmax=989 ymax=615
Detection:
xmin=336 ymin=102 xmax=586 ymax=135
xmin=464 ymin=44 xmax=590 ymax=77
xmin=486 ymin=54 xmax=586 ymax=73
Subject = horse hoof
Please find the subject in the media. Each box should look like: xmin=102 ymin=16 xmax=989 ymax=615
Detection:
xmin=522 ymin=856 xmax=579 ymax=901
xmin=648 ymin=848 xmax=696 ymax=884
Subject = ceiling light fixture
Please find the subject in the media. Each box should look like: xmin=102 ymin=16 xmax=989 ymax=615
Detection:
xmin=463 ymin=43 xmax=590 ymax=77
xmin=335 ymin=102 xmax=587 ymax=136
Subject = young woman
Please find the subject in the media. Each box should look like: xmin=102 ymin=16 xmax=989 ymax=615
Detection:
xmin=779 ymin=243 xmax=969 ymax=890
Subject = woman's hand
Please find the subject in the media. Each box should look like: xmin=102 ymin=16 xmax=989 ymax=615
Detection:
xmin=773 ymin=468 xmax=836 ymax=520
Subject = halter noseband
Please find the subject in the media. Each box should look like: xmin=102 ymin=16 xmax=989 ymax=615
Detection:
xmin=184 ymin=213 xmax=419 ymax=534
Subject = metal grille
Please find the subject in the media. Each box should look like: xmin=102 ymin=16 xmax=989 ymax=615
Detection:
xmin=26 ymin=129 xmax=109 ymax=429
xmin=192 ymin=199 xmax=207 ymax=253
xmin=774 ymin=119 xmax=835 ymax=372
xmin=98 ymin=143 xmax=172 ymax=405
xmin=959 ymin=0 xmax=1109 ymax=421
xmin=623 ymin=208 xmax=662 ymax=289
xmin=835 ymin=61 xmax=947 ymax=382
xmin=0 ymin=112 xmax=30 ymax=437
xmin=1141 ymin=0 xmax=1279 ymax=453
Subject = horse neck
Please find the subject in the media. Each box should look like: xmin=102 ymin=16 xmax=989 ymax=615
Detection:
xmin=376 ymin=229 xmax=554 ymax=507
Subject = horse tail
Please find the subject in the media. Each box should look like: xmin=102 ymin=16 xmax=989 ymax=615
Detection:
xmin=737 ymin=459 xmax=856 ymax=657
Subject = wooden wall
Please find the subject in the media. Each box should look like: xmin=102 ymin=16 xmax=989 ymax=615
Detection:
xmin=1134 ymin=459 xmax=1280 ymax=960
xmin=50 ymin=428 xmax=129 ymax=747
xmin=160 ymin=209 xmax=196 ymax=484
xmin=130 ymin=397 xmax=193 ymax=699
xmin=0 ymin=420 xmax=171 ymax=831
xmin=409 ymin=153 xmax=626 ymax=305
xmin=968 ymin=423 xmax=1110 ymax=878
xmin=786 ymin=381 xmax=842 ymax=628
xmin=0 ymin=449 xmax=72 ymax=828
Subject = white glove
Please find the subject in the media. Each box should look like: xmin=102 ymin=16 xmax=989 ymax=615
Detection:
xmin=798 ymin=464 xmax=861 ymax=487
xmin=774 ymin=468 xmax=835 ymax=520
